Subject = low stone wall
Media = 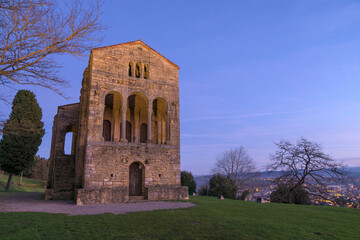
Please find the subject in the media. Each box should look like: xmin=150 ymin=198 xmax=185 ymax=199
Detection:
xmin=147 ymin=186 xmax=189 ymax=201
xmin=45 ymin=189 xmax=74 ymax=200
xmin=76 ymin=187 xmax=128 ymax=205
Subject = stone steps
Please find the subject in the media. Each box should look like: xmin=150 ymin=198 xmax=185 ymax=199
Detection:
xmin=128 ymin=196 xmax=145 ymax=202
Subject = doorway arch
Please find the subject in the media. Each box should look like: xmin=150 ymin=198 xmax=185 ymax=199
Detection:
xmin=129 ymin=162 xmax=144 ymax=196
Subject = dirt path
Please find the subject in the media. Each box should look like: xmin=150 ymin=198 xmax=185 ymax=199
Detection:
xmin=0 ymin=192 xmax=196 ymax=216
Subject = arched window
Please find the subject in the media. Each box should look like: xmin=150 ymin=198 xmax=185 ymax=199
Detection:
xmin=127 ymin=93 xmax=148 ymax=143
xmin=103 ymin=120 xmax=111 ymax=141
xmin=152 ymin=98 xmax=168 ymax=144
xmin=144 ymin=64 xmax=149 ymax=79
xmin=140 ymin=123 xmax=147 ymax=143
xmin=135 ymin=62 xmax=142 ymax=78
xmin=64 ymin=125 xmax=77 ymax=155
xmin=103 ymin=92 xmax=123 ymax=142
xmin=64 ymin=132 xmax=74 ymax=155
xmin=129 ymin=62 xmax=134 ymax=77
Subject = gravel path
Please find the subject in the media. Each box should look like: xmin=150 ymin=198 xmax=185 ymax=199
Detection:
xmin=0 ymin=192 xmax=196 ymax=216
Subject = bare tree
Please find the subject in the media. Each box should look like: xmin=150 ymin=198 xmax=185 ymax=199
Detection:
xmin=267 ymin=137 xmax=345 ymax=200
xmin=212 ymin=146 xmax=256 ymax=190
xmin=0 ymin=0 xmax=105 ymax=96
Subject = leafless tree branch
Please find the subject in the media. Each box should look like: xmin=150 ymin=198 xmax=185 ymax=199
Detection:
xmin=267 ymin=137 xmax=346 ymax=200
xmin=0 ymin=0 xmax=106 ymax=96
xmin=212 ymin=146 xmax=257 ymax=191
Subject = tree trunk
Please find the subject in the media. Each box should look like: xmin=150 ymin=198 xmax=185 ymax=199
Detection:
xmin=20 ymin=171 xmax=23 ymax=185
xmin=5 ymin=173 xmax=13 ymax=191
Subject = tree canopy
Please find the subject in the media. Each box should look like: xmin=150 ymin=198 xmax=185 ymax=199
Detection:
xmin=0 ymin=90 xmax=44 ymax=191
xmin=209 ymin=174 xmax=237 ymax=199
xmin=181 ymin=171 xmax=197 ymax=195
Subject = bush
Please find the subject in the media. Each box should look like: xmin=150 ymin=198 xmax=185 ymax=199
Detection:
xmin=209 ymin=174 xmax=237 ymax=199
xmin=238 ymin=189 xmax=250 ymax=200
xmin=181 ymin=171 xmax=197 ymax=194
xmin=198 ymin=185 xmax=209 ymax=196
xmin=270 ymin=184 xmax=311 ymax=205
xmin=23 ymin=156 xmax=49 ymax=181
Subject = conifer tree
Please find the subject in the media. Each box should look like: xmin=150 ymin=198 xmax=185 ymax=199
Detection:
xmin=181 ymin=171 xmax=197 ymax=195
xmin=0 ymin=90 xmax=45 ymax=191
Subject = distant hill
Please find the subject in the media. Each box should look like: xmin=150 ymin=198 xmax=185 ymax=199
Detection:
xmin=194 ymin=167 xmax=360 ymax=189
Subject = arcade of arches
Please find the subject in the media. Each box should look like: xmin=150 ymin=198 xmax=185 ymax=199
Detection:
xmin=102 ymin=92 xmax=169 ymax=144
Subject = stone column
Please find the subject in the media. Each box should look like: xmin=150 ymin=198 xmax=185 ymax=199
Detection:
xmin=120 ymin=99 xmax=127 ymax=142
xmin=166 ymin=112 xmax=170 ymax=143
xmin=112 ymin=94 xmax=121 ymax=142
xmin=147 ymin=107 xmax=152 ymax=143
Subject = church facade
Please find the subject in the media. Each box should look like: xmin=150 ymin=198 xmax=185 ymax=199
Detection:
xmin=45 ymin=40 xmax=188 ymax=204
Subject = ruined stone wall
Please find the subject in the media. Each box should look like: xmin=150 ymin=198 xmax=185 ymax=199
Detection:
xmin=45 ymin=103 xmax=80 ymax=200
xmin=74 ymin=67 xmax=92 ymax=189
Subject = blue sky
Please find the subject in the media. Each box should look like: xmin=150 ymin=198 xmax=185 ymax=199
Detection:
xmin=1 ymin=0 xmax=360 ymax=175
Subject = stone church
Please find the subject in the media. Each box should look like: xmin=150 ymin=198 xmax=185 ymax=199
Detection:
xmin=45 ymin=40 xmax=188 ymax=204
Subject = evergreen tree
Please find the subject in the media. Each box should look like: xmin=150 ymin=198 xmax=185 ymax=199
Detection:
xmin=0 ymin=90 xmax=45 ymax=191
xmin=209 ymin=174 xmax=237 ymax=199
xmin=181 ymin=171 xmax=197 ymax=194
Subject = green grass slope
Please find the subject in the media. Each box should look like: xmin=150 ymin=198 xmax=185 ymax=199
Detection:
xmin=0 ymin=174 xmax=45 ymax=192
xmin=0 ymin=196 xmax=359 ymax=240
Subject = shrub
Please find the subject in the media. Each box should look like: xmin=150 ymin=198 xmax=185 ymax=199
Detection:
xmin=24 ymin=156 xmax=49 ymax=181
xmin=270 ymin=184 xmax=311 ymax=205
xmin=238 ymin=189 xmax=250 ymax=200
xmin=209 ymin=174 xmax=237 ymax=199
xmin=198 ymin=185 xmax=209 ymax=196
xmin=181 ymin=171 xmax=197 ymax=194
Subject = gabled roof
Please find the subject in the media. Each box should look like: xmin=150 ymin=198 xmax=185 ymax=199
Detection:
xmin=92 ymin=39 xmax=180 ymax=70
xmin=58 ymin=103 xmax=80 ymax=108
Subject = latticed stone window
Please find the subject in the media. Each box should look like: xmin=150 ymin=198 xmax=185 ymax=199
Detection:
xmin=144 ymin=64 xmax=149 ymax=79
xmin=135 ymin=62 xmax=142 ymax=78
xmin=129 ymin=62 xmax=134 ymax=76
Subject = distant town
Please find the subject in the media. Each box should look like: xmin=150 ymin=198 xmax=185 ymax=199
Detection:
xmin=194 ymin=167 xmax=360 ymax=208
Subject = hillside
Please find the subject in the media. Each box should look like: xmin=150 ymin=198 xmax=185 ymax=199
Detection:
xmin=194 ymin=166 xmax=360 ymax=189
xmin=0 ymin=196 xmax=359 ymax=239
xmin=0 ymin=174 xmax=45 ymax=192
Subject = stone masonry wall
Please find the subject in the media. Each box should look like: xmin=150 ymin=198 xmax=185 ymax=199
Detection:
xmin=76 ymin=187 xmax=128 ymax=205
xmin=46 ymin=40 xmax=188 ymax=204
xmin=84 ymin=40 xmax=180 ymax=145
xmin=83 ymin=142 xmax=180 ymax=189
xmin=46 ymin=103 xmax=80 ymax=200
xmin=147 ymin=186 xmax=189 ymax=201
xmin=80 ymin=40 xmax=183 ymax=194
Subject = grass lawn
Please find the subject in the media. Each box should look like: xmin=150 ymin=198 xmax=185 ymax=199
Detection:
xmin=0 ymin=174 xmax=45 ymax=193
xmin=0 ymin=196 xmax=359 ymax=240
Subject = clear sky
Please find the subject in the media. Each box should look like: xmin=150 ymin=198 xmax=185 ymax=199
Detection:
xmin=1 ymin=0 xmax=360 ymax=175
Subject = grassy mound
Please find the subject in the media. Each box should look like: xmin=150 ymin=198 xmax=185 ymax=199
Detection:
xmin=0 ymin=196 xmax=359 ymax=239
xmin=0 ymin=174 xmax=45 ymax=192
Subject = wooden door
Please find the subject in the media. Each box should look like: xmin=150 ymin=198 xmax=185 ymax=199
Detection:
xmin=129 ymin=162 xmax=143 ymax=196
